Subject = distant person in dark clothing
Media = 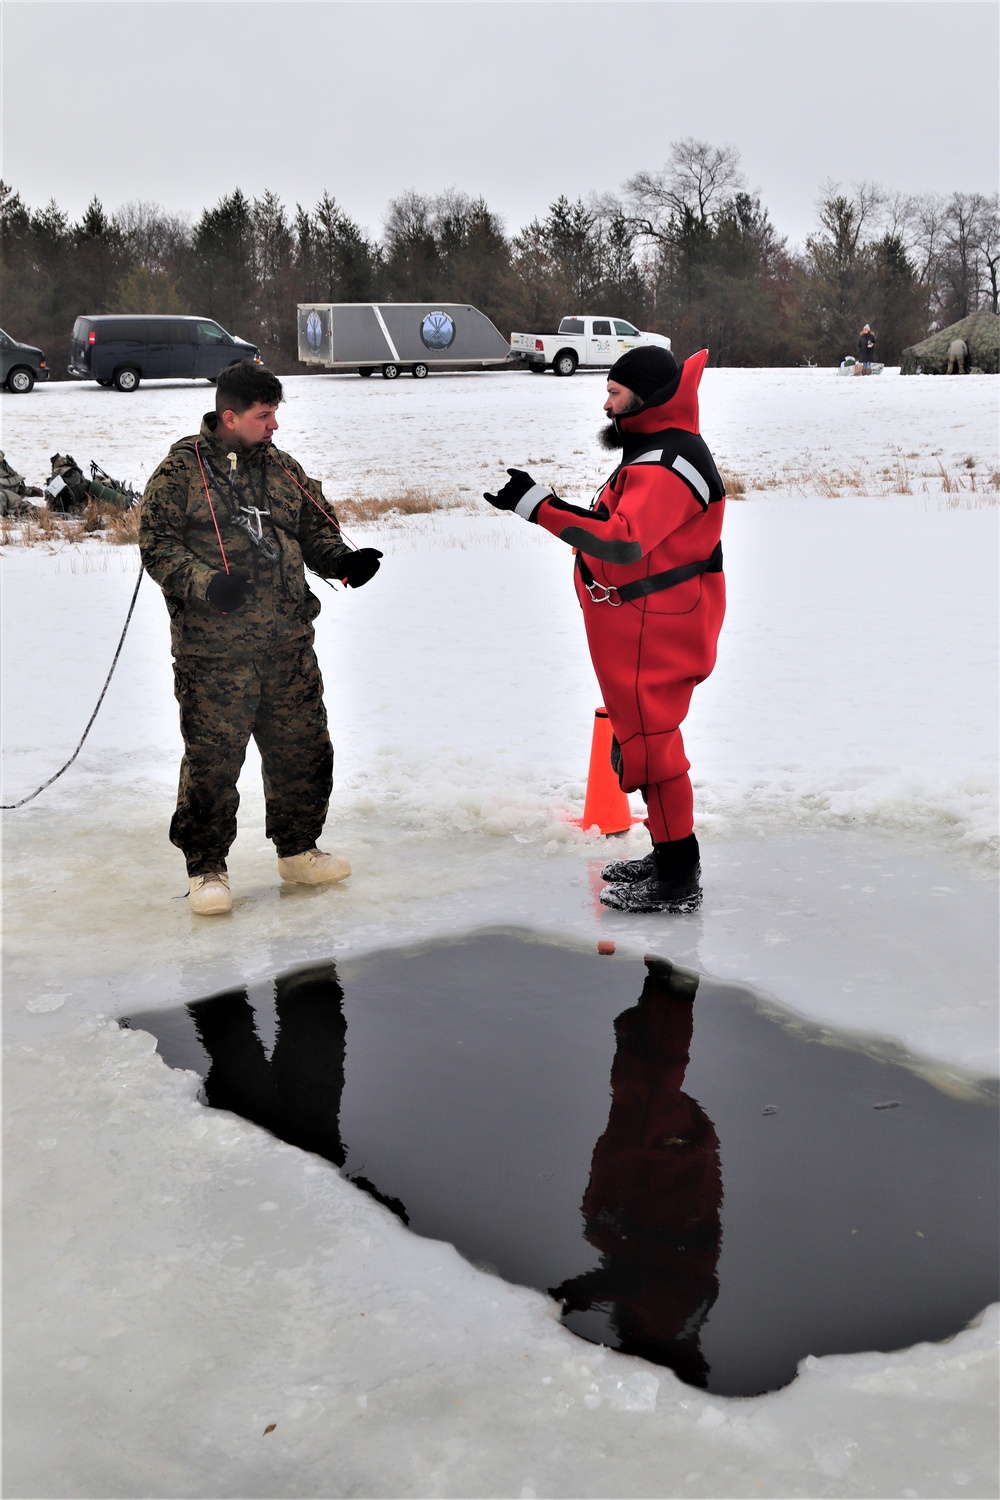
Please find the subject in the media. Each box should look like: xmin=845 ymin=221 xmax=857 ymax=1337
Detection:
xmin=857 ymin=324 xmax=877 ymax=373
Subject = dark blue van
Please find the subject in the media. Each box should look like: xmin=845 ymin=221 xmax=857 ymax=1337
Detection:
xmin=69 ymin=315 xmax=261 ymax=392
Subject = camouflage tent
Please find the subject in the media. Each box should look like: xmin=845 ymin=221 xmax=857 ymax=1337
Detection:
xmin=900 ymin=310 xmax=1000 ymax=375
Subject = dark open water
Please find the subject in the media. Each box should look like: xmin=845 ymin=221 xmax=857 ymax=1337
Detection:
xmin=121 ymin=929 xmax=999 ymax=1397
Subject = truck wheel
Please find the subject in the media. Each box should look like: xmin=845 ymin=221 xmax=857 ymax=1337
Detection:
xmin=358 ymin=368 xmax=373 ymax=378
xmin=553 ymin=351 xmax=577 ymax=377
xmin=113 ymin=366 xmax=141 ymax=392
xmin=529 ymin=363 xmax=546 ymax=374
xmin=382 ymin=363 xmax=400 ymax=380
xmin=6 ymin=367 xmax=35 ymax=393
xmin=412 ymin=363 xmax=429 ymax=379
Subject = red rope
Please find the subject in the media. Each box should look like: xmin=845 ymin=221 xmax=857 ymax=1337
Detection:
xmin=267 ymin=452 xmax=359 ymax=552
xmin=194 ymin=441 xmax=230 ymax=573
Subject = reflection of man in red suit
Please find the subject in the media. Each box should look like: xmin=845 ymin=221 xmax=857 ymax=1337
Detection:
xmin=551 ymin=958 xmax=723 ymax=1388
xmin=485 ymin=346 xmax=725 ymax=913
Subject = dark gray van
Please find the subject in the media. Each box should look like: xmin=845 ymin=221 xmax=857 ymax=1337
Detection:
xmin=1 ymin=327 xmax=51 ymax=392
xmin=69 ymin=315 xmax=261 ymax=392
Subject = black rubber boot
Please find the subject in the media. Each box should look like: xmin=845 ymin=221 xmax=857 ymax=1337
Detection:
xmin=600 ymin=849 xmax=657 ymax=883
xmin=599 ymin=834 xmax=702 ymax=913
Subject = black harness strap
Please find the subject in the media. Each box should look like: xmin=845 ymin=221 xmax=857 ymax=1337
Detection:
xmin=198 ymin=447 xmax=278 ymax=562
xmin=577 ymin=541 xmax=722 ymax=603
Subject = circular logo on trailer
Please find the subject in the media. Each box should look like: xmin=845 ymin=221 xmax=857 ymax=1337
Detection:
xmin=305 ymin=311 xmax=324 ymax=352
xmin=420 ymin=310 xmax=456 ymax=350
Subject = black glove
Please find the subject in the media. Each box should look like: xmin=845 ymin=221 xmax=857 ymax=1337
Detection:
xmin=339 ymin=548 xmax=383 ymax=588
xmin=206 ymin=570 xmax=250 ymax=613
xmin=483 ymin=468 xmax=552 ymax=518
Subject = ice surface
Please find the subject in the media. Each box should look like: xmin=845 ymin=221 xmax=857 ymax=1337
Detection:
xmin=2 ymin=369 xmax=998 ymax=1496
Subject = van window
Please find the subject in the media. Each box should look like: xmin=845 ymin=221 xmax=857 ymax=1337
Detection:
xmin=170 ymin=320 xmax=195 ymax=343
xmin=101 ymin=320 xmax=145 ymax=343
xmin=592 ymin=320 xmax=612 ymax=335
xmin=73 ymin=318 xmax=92 ymax=343
xmin=148 ymin=320 xmax=173 ymax=342
xmin=614 ymin=320 xmax=638 ymax=337
xmin=197 ymin=321 xmax=228 ymax=345
xmin=558 ymin=318 xmax=585 ymax=334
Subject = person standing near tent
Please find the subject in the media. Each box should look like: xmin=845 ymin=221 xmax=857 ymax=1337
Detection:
xmin=484 ymin=346 xmax=725 ymax=914
xmin=858 ymin=324 xmax=877 ymax=373
xmin=140 ymin=361 xmax=382 ymax=915
xmin=946 ymin=337 xmax=969 ymax=374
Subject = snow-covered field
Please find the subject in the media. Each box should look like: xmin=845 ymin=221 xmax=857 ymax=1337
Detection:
xmin=2 ymin=367 xmax=998 ymax=1497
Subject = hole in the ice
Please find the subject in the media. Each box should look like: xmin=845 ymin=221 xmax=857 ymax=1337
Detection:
xmin=120 ymin=929 xmax=999 ymax=1398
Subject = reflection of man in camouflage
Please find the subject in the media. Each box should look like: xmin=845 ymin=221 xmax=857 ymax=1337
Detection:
xmin=140 ymin=362 xmax=382 ymax=915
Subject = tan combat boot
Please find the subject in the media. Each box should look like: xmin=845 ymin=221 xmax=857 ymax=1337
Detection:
xmin=188 ymin=871 xmax=232 ymax=915
xmin=277 ymin=848 xmax=351 ymax=886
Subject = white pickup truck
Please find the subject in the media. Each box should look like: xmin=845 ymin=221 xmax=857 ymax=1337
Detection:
xmin=511 ymin=315 xmax=671 ymax=376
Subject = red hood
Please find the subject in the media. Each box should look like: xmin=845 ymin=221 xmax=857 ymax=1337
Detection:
xmin=619 ymin=348 xmax=709 ymax=437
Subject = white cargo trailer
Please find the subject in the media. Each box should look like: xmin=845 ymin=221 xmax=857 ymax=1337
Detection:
xmin=297 ymin=302 xmax=512 ymax=378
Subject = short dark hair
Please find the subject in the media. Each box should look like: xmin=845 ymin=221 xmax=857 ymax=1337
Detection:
xmin=215 ymin=361 xmax=283 ymax=415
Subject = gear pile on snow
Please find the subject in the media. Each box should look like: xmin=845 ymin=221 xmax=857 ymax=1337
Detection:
xmin=0 ymin=451 xmax=44 ymax=517
xmin=45 ymin=454 xmax=139 ymax=514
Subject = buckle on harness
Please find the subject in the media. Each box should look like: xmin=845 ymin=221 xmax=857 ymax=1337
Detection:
xmin=585 ymin=580 xmax=621 ymax=606
xmin=240 ymin=505 xmax=270 ymax=541
xmin=232 ymin=506 xmax=277 ymax=562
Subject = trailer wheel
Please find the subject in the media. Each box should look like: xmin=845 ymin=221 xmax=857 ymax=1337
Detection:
xmin=113 ymin=366 xmax=141 ymax=392
xmin=382 ymin=363 xmax=400 ymax=380
xmin=529 ymin=363 xmax=546 ymax=374
xmin=358 ymin=368 xmax=373 ymax=378
xmin=411 ymin=363 xmax=429 ymax=379
xmin=553 ymin=350 xmax=578 ymax=377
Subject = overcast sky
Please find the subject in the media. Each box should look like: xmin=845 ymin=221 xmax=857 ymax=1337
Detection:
xmin=3 ymin=1 xmax=997 ymax=250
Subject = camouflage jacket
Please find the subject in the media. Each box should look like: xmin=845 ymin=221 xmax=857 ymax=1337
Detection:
xmin=140 ymin=414 xmax=352 ymax=658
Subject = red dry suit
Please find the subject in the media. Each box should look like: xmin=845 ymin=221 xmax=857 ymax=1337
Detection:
xmin=532 ymin=350 xmax=725 ymax=842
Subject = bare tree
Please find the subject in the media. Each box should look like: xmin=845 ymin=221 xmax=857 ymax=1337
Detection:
xmin=939 ymin=191 xmax=990 ymax=321
xmin=979 ymin=193 xmax=1000 ymax=314
xmin=625 ymin=138 xmax=745 ymax=241
xmin=909 ymin=192 xmax=949 ymax=321
xmin=112 ymin=201 xmax=191 ymax=274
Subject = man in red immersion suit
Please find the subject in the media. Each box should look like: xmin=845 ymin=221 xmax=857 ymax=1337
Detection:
xmin=484 ymin=346 xmax=725 ymax=912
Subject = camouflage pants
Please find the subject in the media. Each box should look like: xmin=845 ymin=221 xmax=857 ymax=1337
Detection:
xmin=170 ymin=638 xmax=334 ymax=875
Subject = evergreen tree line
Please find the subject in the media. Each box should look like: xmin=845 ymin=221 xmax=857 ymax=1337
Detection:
xmin=2 ymin=139 xmax=997 ymax=378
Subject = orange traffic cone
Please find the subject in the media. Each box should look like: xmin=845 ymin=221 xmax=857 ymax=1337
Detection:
xmin=580 ymin=707 xmax=635 ymax=834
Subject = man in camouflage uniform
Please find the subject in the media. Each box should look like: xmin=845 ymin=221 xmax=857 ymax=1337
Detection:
xmin=0 ymin=451 xmax=43 ymax=516
xmin=140 ymin=361 xmax=382 ymax=915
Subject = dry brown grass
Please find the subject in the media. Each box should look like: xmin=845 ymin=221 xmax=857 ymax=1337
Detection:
xmin=0 ymin=506 xmax=80 ymax=547
xmin=930 ymin=462 xmax=1000 ymax=499
xmin=880 ymin=451 xmax=913 ymax=494
xmin=719 ymin=468 xmax=746 ymax=497
xmin=105 ymin=504 xmax=141 ymax=545
xmin=0 ymin=501 xmax=144 ymax=548
xmin=82 ymin=499 xmax=107 ymax=534
xmin=335 ymin=486 xmax=447 ymax=523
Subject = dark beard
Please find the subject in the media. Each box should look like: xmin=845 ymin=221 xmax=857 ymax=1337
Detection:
xmin=598 ymin=420 xmax=625 ymax=450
